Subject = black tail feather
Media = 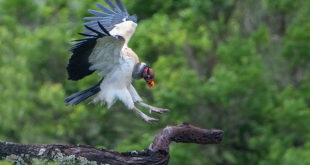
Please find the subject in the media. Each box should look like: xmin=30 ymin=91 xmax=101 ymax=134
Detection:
xmin=65 ymin=79 xmax=103 ymax=106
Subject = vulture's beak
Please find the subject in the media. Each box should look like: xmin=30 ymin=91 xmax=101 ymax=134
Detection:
xmin=147 ymin=79 xmax=155 ymax=88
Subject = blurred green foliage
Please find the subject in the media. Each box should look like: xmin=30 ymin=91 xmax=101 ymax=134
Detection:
xmin=0 ymin=0 xmax=310 ymax=164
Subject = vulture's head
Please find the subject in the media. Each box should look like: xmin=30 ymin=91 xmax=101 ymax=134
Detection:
xmin=133 ymin=62 xmax=155 ymax=88
xmin=143 ymin=66 xmax=155 ymax=88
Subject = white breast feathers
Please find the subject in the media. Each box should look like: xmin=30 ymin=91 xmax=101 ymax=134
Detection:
xmin=93 ymin=55 xmax=137 ymax=109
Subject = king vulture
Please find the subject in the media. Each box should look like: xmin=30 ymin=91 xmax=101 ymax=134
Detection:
xmin=65 ymin=0 xmax=168 ymax=123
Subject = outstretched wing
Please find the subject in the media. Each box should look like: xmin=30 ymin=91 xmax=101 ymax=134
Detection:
xmin=88 ymin=34 xmax=125 ymax=77
xmin=67 ymin=23 xmax=125 ymax=81
xmin=84 ymin=0 xmax=138 ymax=34
xmin=67 ymin=0 xmax=137 ymax=81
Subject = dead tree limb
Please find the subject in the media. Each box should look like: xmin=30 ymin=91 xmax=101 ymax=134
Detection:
xmin=0 ymin=123 xmax=224 ymax=165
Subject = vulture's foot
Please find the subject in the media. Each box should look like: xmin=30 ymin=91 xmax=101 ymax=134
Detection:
xmin=136 ymin=102 xmax=169 ymax=114
xmin=134 ymin=107 xmax=159 ymax=123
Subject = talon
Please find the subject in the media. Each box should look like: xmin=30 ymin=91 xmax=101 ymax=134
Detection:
xmin=135 ymin=102 xmax=169 ymax=115
xmin=144 ymin=117 xmax=159 ymax=123
xmin=134 ymin=107 xmax=159 ymax=123
xmin=149 ymin=107 xmax=169 ymax=114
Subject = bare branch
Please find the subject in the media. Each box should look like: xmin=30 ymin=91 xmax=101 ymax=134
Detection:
xmin=0 ymin=123 xmax=224 ymax=165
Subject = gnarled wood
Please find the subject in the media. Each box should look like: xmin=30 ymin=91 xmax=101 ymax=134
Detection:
xmin=0 ymin=123 xmax=224 ymax=165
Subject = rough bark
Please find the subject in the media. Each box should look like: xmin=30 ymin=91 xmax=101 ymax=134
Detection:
xmin=0 ymin=123 xmax=224 ymax=165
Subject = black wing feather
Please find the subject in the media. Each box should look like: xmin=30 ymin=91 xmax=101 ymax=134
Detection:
xmin=84 ymin=25 xmax=104 ymax=36
xmin=72 ymin=37 xmax=97 ymax=42
xmin=65 ymin=78 xmax=103 ymax=105
xmin=88 ymin=9 xmax=112 ymax=17
xmin=115 ymin=0 xmax=128 ymax=14
xmin=67 ymin=23 xmax=115 ymax=81
xmin=67 ymin=37 xmax=97 ymax=81
xmin=78 ymin=32 xmax=97 ymax=37
xmin=84 ymin=17 xmax=107 ymax=21
xmin=104 ymin=0 xmax=119 ymax=11
xmin=96 ymin=3 xmax=115 ymax=14
xmin=97 ymin=22 xmax=110 ymax=35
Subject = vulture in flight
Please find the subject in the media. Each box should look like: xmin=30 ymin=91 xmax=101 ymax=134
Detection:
xmin=65 ymin=0 xmax=168 ymax=123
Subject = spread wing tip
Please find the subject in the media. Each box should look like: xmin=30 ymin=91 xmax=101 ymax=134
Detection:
xmin=84 ymin=0 xmax=137 ymax=33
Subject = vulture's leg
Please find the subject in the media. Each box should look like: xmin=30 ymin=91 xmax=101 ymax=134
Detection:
xmin=136 ymin=102 xmax=169 ymax=114
xmin=133 ymin=107 xmax=159 ymax=123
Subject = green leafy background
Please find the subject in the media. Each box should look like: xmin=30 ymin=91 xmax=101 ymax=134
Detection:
xmin=0 ymin=0 xmax=309 ymax=164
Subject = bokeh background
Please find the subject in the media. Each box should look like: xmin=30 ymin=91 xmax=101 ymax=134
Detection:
xmin=0 ymin=0 xmax=310 ymax=164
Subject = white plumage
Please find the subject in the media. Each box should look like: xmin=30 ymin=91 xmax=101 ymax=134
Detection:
xmin=89 ymin=21 xmax=139 ymax=109
xmin=94 ymin=55 xmax=137 ymax=109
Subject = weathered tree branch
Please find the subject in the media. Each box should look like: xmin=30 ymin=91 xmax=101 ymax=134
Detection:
xmin=0 ymin=123 xmax=224 ymax=165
